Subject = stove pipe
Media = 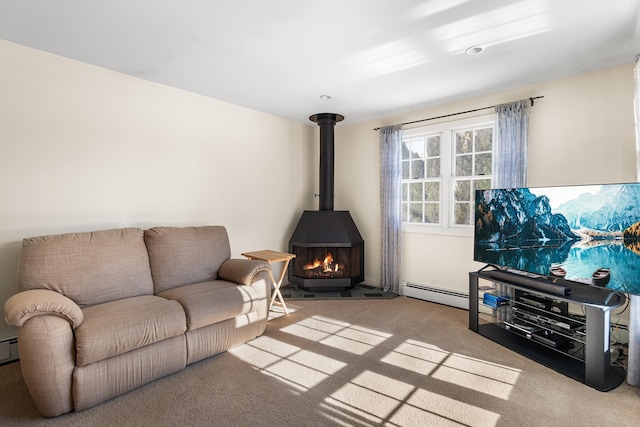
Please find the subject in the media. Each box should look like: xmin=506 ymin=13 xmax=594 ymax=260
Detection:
xmin=309 ymin=113 xmax=344 ymax=211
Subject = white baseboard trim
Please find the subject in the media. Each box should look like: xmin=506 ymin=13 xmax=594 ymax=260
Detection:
xmin=400 ymin=282 xmax=469 ymax=310
xmin=0 ymin=337 xmax=19 ymax=365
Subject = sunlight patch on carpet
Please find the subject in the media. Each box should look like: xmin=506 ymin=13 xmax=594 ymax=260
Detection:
xmin=326 ymin=371 xmax=413 ymax=423
xmin=263 ymin=359 xmax=333 ymax=391
xmin=281 ymin=315 xmax=392 ymax=355
xmin=324 ymin=370 xmax=501 ymax=427
xmin=229 ymin=341 xmax=283 ymax=369
xmin=380 ymin=340 xmax=449 ymax=376
xmin=393 ymin=388 xmax=501 ymax=427
xmin=288 ymin=349 xmax=347 ymax=375
xmin=381 ymin=339 xmax=521 ymax=400
xmin=431 ymin=353 xmax=521 ymax=399
xmin=242 ymin=335 xmax=300 ymax=358
xmin=230 ymin=336 xmax=347 ymax=392
xmin=320 ymin=335 xmax=379 ymax=356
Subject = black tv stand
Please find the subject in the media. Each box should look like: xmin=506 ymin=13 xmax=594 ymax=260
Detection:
xmin=469 ymin=268 xmax=626 ymax=391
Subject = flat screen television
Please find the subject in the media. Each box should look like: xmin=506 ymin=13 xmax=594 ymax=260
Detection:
xmin=474 ymin=182 xmax=640 ymax=296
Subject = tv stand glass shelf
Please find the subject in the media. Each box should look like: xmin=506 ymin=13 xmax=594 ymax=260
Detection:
xmin=469 ymin=268 xmax=627 ymax=391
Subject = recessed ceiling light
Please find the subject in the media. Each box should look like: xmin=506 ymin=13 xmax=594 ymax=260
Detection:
xmin=465 ymin=46 xmax=485 ymax=55
xmin=320 ymin=94 xmax=332 ymax=100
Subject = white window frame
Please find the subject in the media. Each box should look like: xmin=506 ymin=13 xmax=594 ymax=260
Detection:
xmin=401 ymin=114 xmax=495 ymax=237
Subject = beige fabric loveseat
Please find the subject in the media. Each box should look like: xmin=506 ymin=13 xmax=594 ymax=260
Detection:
xmin=3 ymin=226 xmax=271 ymax=417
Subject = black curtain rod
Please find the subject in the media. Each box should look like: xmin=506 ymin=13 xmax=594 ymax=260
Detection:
xmin=373 ymin=96 xmax=544 ymax=131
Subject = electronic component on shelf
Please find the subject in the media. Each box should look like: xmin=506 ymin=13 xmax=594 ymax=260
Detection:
xmin=531 ymin=329 xmax=574 ymax=350
xmin=482 ymin=292 xmax=509 ymax=308
xmin=516 ymin=290 xmax=569 ymax=315
xmin=483 ymin=269 xmax=572 ymax=296
xmin=518 ymin=294 xmax=551 ymax=309
xmin=504 ymin=320 xmax=541 ymax=339
xmin=512 ymin=305 xmax=583 ymax=331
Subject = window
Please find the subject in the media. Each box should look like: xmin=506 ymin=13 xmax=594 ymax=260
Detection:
xmin=401 ymin=116 xmax=494 ymax=233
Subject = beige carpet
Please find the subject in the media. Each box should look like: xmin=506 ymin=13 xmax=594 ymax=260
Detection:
xmin=1 ymin=296 xmax=639 ymax=426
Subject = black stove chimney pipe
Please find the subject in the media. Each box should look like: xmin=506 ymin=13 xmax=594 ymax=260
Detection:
xmin=309 ymin=113 xmax=344 ymax=211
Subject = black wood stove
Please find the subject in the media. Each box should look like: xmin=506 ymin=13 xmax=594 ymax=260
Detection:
xmin=288 ymin=113 xmax=364 ymax=292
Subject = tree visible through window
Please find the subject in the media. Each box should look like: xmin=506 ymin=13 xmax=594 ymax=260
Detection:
xmin=452 ymin=127 xmax=493 ymax=225
xmin=402 ymin=135 xmax=441 ymax=223
xmin=401 ymin=117 xmax=493 ymax=228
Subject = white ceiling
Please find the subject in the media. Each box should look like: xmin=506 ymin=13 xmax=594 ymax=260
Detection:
xmin=1 ymin=0 xmax=639 ymax=125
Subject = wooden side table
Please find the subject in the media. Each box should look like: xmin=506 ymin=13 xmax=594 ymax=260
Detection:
xmin=241 ymin=249 xmax=296 ymax=314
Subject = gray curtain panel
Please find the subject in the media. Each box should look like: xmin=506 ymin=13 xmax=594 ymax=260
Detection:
xmin=629 ymin=54 xmax=640 ymax=388
xmin=379 ymin=124 xmax=403 ymax=293
xmin=636 ymin=53 xmax=640 ymax=180
xmin=493 ymin=99 xmax=530 ymax=188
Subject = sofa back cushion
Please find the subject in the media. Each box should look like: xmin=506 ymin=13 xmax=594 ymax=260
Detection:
xmin=144 ymin=226 xmax=231 ymax=293
xmin=18 ymin=228 xmax=154 ymax=307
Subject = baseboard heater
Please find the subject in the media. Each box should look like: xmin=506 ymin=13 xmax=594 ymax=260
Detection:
xmin=0 ymin=337 xmax=19 ymax=365
xmin=400 ymin=282 xmax=469 ymax=310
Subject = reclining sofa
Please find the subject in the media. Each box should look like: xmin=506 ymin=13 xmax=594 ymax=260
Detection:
xmin=3 ymin=226 xmax=272 ymax=417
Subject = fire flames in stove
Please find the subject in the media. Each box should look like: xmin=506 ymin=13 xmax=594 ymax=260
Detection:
xmin=303 ymin=253 xmax=344 ymax=278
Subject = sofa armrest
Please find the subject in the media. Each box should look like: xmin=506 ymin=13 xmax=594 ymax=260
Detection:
xmin=4 ymin=289 xmax=84 ymax=329
xmin=218 ymin=259 xmax=271 ymax=286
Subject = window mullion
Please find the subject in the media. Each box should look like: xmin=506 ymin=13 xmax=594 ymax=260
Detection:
xmin=441 ymin=129 xmax=452 ymax=228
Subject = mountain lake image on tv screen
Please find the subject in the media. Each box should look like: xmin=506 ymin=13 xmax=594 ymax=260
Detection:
xmin=474 ymin=183 xmax=640 ymax=296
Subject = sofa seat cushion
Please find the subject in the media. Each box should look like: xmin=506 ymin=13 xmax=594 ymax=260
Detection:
xmin=158 ymin=281 xmax=259 ymax=331
xmin=75 ymin=295 xmax=186 ymax=367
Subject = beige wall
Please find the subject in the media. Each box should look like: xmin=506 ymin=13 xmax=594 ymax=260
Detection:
xmin=0 ymin=40 xmax=316 ymax=340
xmin=336 ymin=63 xmax=637 ymax=294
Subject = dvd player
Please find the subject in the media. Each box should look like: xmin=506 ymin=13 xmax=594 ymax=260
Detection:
xmin=512 ymin=306 xmax=583 ymax=331
xmin=531 ymin=330 xmax=573 ymax=350
xmin=504 ymin=320 xmax=541 ymax=338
